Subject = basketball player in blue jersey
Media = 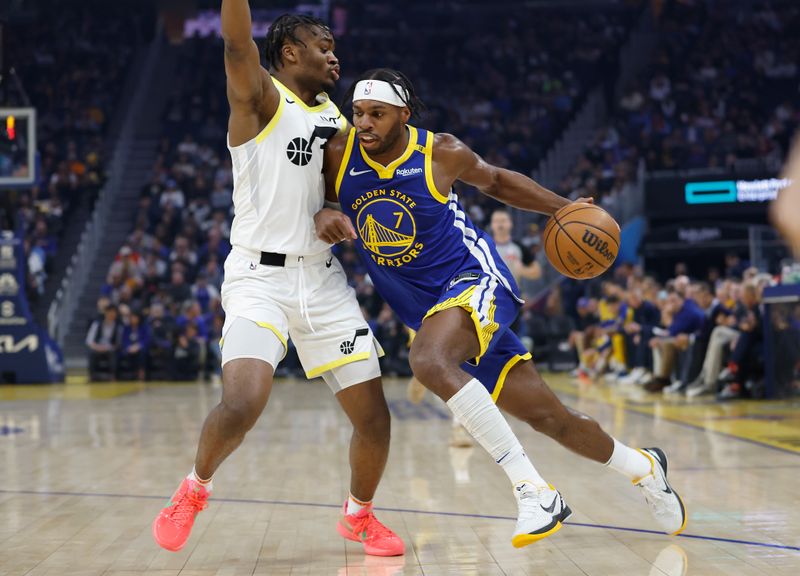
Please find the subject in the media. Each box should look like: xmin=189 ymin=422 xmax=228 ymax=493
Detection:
xmin=315 ymin=68 xmax=686 ymax=547
xmin=152 ymin=5 xmax=404 ymax=556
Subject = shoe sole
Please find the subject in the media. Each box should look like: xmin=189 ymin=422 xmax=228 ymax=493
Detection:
xmin=336 ymin=520 xmax=405 ymax=556
xmin=641 ymin=448 xmax=688 ymax=536
xmin=511 ymin=504 xmax=572 ymax=548
xmin=152 ymin=518 xmax=185 ymax=552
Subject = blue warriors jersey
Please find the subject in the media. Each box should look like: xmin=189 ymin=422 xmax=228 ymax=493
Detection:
xmin=336 ymin=125 xmax=522 ymax=333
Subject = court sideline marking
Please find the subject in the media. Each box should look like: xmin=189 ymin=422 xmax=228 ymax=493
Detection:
xmin=0 ymin=488 xmax=797 ymax=553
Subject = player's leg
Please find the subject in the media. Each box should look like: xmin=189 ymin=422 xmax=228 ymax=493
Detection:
xmin=334 ymin=375 xmax=390 ymax=506
xmin=496 ymin=360 xmax=615 ymax=461
xmin=194 ymin=357 xmax=275 ymax=480
xmin=404 ymin=328 xmax=428 ymax=404
xmin=152 ymin=316 xmax=284 ymax=551
xmin=324 ymin=361 xmax=404 ymax=557
xmin=496 ymin=359 xmax=687 ymax=535
xmin=408 ymin=305 xmax=483 ymax=399
xmin=293 ymin=256 xmax=403 ymax=556
xmin=409 ymin=305 xmax=570 ymax=547
xmin=404 ymin=326 xmax=470 ymax=445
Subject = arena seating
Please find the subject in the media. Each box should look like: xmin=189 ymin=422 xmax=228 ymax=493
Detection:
xmin=4 ymin=5 xmax=148 ymax=306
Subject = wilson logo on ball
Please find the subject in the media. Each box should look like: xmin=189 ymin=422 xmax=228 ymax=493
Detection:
xmin=581 ymin=230 xmax=614 ymax=262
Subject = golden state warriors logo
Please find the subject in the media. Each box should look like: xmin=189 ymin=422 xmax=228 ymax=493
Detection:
xmin=358 ymin=199 xmax=414 ymax=256
xmin=352 ymin=188 xmax=425 ymax=267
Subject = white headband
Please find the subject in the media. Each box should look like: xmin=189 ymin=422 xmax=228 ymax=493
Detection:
xmin=353 ymin=80 xmax=408 ymax=107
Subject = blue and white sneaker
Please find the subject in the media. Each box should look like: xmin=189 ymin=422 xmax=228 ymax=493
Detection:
xmin=634 ymin=448 xmax=687 ymax=535
xmin=511 ymin=482 xmax=572 ymax=547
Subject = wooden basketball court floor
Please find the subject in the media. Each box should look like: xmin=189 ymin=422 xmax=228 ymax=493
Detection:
xmin=1 ymin=373 xmax=799 ymax=576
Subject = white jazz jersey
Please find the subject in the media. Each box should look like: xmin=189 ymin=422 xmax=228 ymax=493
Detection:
xmin=227 ymin=77 xmax=347 ymax=255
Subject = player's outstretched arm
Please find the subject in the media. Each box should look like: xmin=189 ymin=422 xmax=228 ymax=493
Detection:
xmin=433 ymin=133 xmax=569 ymax=215
xmin=771 ymin=133 xmax=800 ymax=257
xmin=221 ymin=0 xmax=278 ymax=114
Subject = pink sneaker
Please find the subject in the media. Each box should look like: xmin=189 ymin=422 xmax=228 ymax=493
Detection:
xmin=152 ymin=478 xmax=210 ymax=551
xmin=336 ymin=501 xmax=405 ymax=556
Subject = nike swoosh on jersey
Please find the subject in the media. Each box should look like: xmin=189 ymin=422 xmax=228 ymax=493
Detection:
xmin=285 ymin=98 xmax=295 ymax=104
xmin=349 ymin=167 xmax=372 ymax=177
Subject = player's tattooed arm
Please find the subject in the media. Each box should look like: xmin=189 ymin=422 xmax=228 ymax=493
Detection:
xmin=432 ymin=133 xmax=570 ymax=216
xmin=221 ymin=0 xmax=279 ymax=124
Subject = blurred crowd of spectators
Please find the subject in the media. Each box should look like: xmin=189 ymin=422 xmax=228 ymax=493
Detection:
xmin=337 ymin=0 xmax=641 ymax=176
xmin=555 ymin=0 xmax=799 ymax=219
xmin=87 ymin=133 xmax=231 ymax=381
xmin=620 ymin=0 xmax=799 ymax=172
xmin=2 ymin=5 xmax=149 ymax=305
xmin=550 ymin=258 xmax=800 ymax=401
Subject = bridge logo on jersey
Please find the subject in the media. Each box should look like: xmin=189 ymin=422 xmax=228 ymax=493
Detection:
xmin=351 ymin=190 xmax=426 ymax=268
xmin=357 ymin=198 xmax=415 ymax=258
xmin=286 ymin=125 xmax=339 ymax=166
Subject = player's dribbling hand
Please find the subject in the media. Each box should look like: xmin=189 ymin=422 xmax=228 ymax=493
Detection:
xmin=573 ymin=196 xmax=595 ymax=204
xmin=314 ymin=208 xmax=358 ymax=244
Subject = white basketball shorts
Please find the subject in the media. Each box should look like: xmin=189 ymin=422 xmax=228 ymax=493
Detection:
xmin=220 ymin=246 xmax=383 ymax=392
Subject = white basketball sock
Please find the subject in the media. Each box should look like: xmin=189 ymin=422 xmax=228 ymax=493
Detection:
xmin=446 ymin=378 xmax=547 ymax=490
xmin=188 ymin=466 xmax=213 ymax=492
xmin=605 ymin=438 xmax=653 ymax=481
xmin=346 ymin=493 xmax=370 ymax=516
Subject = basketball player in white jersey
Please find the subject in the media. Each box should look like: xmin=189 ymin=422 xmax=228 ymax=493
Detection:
xmin=152 ymin=3 xmax=404 ymax=557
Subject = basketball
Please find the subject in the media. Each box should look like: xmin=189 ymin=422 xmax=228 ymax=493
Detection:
xmin=543 ymin=203 xmax=620 ymax=280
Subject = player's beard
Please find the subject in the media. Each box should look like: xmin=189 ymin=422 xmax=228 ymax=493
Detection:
xmin=373 ymin=122 xmax=407 ymax=156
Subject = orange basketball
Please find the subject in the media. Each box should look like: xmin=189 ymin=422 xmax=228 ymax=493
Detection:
xmin=543 ymin=203 xmax=620 ymax=279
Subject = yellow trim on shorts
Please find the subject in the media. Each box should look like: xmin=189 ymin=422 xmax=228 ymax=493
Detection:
xmin=255 ymin=321 xmax=288 ymax=352
xmin=335 ymin=128 xmax=357 ymax=198
xmin=254 ymin=95 xmax=285 ymax=144
xmin=424 ymin=130 xmax=448 ymax=204
xmin=406 ymin=326 xmax=416 ymax=347
xmin=423 ymin=285 xmax=499 ymax=365
xmin=491 ymin=352 xmax=532 ymax=403
xmin=306 ymin=351 xmax=371 ymax=379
